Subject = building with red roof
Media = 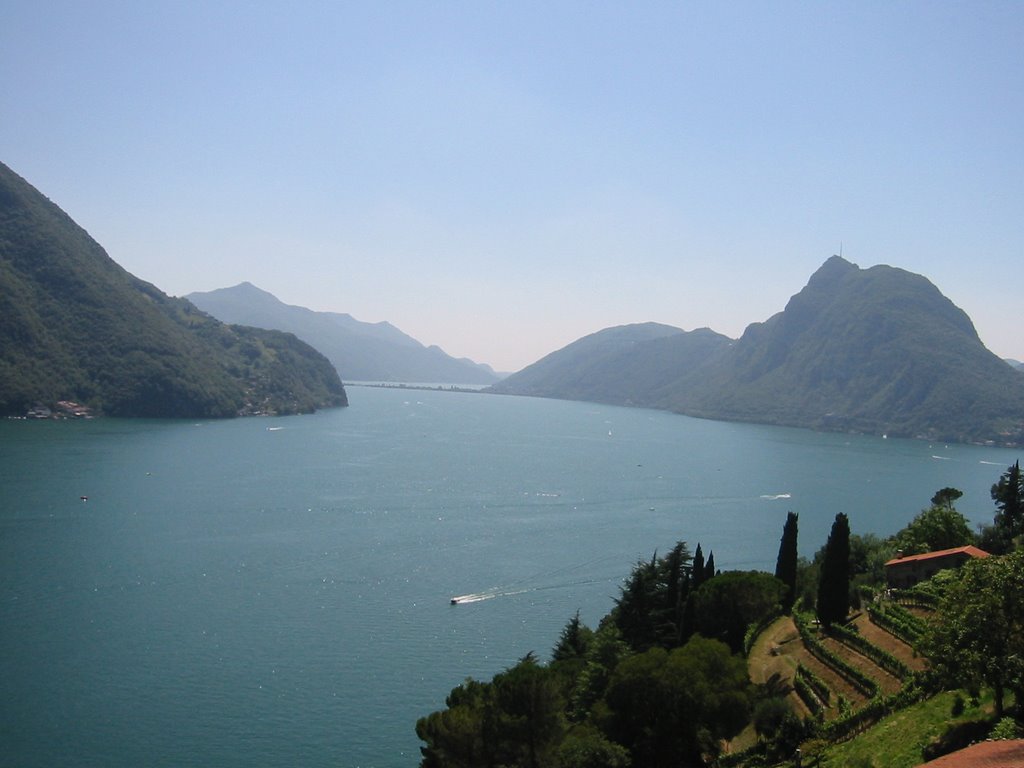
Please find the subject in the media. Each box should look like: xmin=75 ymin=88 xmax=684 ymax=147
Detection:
xmin=884 ymin=545 xmax=990 ymax=589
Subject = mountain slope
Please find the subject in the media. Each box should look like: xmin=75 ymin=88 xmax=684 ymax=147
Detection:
xmin=0 ymin=161 xmax=347 ymax=417
xmin=187 ymin=282 xmax=499 ymax=384
xmin=490 ymin=323 xmax=732 ymax=404
xmin=493 ymin=257 xmax=1024 ymax=445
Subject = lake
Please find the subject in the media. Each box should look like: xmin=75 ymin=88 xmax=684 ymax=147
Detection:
xmin=0 ymin=386 xmax=1018 ymax=767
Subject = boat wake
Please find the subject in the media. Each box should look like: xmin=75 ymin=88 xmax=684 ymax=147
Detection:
xmin=450 ymin=588 xmax=532 ymax=605
xmin=760 ymin=493 xmax=792 ymax=501
xmin=449 ymin=555 xmax=619 ymax=605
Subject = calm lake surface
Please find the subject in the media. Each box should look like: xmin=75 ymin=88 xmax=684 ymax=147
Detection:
xmin=1 ymin=386 xmax=1019 ymax=767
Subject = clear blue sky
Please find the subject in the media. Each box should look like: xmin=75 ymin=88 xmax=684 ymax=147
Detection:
xmin=3 ymin=2 xmax=1022 ymax=372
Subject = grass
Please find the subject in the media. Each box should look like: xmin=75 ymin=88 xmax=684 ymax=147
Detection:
xmin=813 ymin=690 xmax=995 ymax=768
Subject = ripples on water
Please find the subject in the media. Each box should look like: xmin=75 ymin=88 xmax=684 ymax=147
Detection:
xmin=0 ymin=387 xmax=1018 ymax=767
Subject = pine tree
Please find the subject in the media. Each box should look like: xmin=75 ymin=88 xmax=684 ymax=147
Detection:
xmin=816 ymin=513 xmax=851 ymax=628
xmin=992 ymin=460 xmax=1024 ymax=543
xmin=552 ymin=610 xmax=592 ymax=662
xmin=774 ymin=512 xmax=799 ymax=613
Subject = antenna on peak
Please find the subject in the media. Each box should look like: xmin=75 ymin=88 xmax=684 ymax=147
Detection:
xmin=839 ymin=241 xmax=843 ymax=258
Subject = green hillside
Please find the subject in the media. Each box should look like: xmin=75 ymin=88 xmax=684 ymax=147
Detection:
xmin=0 ymin=161 xmax=347 ymax=417
xmin=489 ymin=322 xmax=731 ymax=403
xmin=493 ymin=257 xmax=1024 ymax=445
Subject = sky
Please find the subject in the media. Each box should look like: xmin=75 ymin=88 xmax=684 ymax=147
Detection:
xmin=2 ymin=2 xmax=1022 ymax=373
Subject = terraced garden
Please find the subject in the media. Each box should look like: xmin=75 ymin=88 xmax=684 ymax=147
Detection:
xmin=739 ymin=598 xmax=934 ymax=757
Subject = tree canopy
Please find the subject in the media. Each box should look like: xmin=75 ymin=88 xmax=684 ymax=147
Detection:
xmin=692 ymin=571 xmax=786 ymax=654
xmin=602 ymin=636 xmax=750 ymax=768
xmin=892 ymin=491 xmax=974 ymax=555
xmin=921 ymin=549 xmax=1024 ymax=718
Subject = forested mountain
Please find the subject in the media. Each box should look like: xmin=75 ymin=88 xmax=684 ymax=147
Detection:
xmin=493 ymin=257 xmax=1024 ymax=445
xmin=0 ymin=161 xmax=347 ymax=418
xmin=187 ymin=282 xmax=500 ymax=385
xmin=489 ymin=322 xmax=731 ymax=405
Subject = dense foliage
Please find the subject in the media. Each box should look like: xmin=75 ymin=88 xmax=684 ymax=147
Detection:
xmin=891 ymin=501 xmax=975 ymax=556
xmin=0 ymin=162 xmax=347 ymax=417
xmin=980 ymin=460 xmax=1024 ymax=553
xmin=921 ymin=548 xmax=1024 ymax=718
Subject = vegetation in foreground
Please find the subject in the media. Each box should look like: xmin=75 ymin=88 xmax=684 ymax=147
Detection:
xmin=416 ymin=461 xmax=1024 ymax=767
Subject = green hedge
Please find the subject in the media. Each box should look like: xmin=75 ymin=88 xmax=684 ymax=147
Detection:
xmin=797 ymin=662 xmax=832 ymax=705
xmin=866 ymin=603 xmax=923 ymax=646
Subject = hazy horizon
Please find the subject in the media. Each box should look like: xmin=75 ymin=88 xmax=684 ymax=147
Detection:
xmin=3 ymin=3 xmax=1022 ymax=372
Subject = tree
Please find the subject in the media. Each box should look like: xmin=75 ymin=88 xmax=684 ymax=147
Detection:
xmin=416 ymin=678 xmax=498 ymax=768
xmin=553 ymin=611 xmax=593 ymax=663
xmin=774 ymin=512 xmax=799 ymax=613
xmin=612 ymin=543 xmax=693 ymax=652
xmin=691 ymin=544 xmax=705 ymax=591
xmin=556 ymin=725 xmax=631 ymax=768
xmin=991 ymin=460 xmax=1023 ymax=549
xmin=692 ymin=571 xmax=786 ymax=654
xmin=569 ymin=622 xmax=631 ymax=722
xmin=931 ymin=487 xmax=963 ymax=511
xmin=613 ymin=554 xmax=660 ymax=651
xmin=416 ymin=655 xmax=565 ymax=768
xmin=921 ymin=549 xmax=1024 ymax=718
xmin=817 ymin=513 xmax=851 ymax=627
xmin=892 ymin=497 xmax=975 ymax=556
xmin=492 ymin=654 xmax=565 ymax=768
xmin=602 ymin=636 xmax=750 ymax=768
xmin=703 ymin=551 xmax=716 ymax=583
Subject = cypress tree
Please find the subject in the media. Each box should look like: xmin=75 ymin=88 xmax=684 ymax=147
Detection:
xmin=704 ymin=551 xmax=716 ymax=583
xmin=692 ymin=544 xmax=705 ymax=590
xmin=817 ymin=513 xmax=851 ymax=628
xmin=774 ymin=512 xmax=799 ymax=613
xmin=692 ymin=544 xmax=708 ymax=593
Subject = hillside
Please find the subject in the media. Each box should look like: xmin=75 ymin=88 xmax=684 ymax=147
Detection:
xmin=489 ymin=322 xmax=731 ymax=404
xmin=0 ymin=161 xmax=347 ymax=418
xmin=187 ymin=282 xmax=499 ymax=385
xmin=493 ymin=257 xmax=1024 ymax=445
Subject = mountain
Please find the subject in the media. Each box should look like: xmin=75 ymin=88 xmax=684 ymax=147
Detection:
xmin=186 ymin=283 xmax=500 ymax=385
xmin=489 ymin=322 xmax=732 ymax=404
xmin=493 ymin=257 xmax=1024 ymax=445
xmin=0 ymin=161 xmax=347 ymax=418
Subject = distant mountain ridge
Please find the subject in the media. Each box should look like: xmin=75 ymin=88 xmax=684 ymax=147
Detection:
xmin=187 ymin=283 xmax=499 ymax=385
xmin=492 ymin=256 xmax=1024 ymax=445
xmin=0 ymin=162 xmax=347 ymax=417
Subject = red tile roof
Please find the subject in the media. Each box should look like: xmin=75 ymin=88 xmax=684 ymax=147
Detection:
xmin=918 ymin=739 xmax=1024 ymax=766
xmin=884 ymin=545 xmax=990 ymax=568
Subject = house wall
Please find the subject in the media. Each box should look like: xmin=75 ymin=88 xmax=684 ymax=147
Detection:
xmin=885 ymin=552 xmax=970 ymax=588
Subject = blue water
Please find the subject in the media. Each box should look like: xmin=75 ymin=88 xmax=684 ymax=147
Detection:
xmin=0 ymin=387 xmax=1018 ymax=767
